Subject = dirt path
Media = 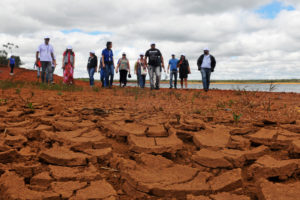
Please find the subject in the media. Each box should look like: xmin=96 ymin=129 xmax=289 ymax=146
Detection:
xmin=0 ymin=67 xmax=300 ymax=199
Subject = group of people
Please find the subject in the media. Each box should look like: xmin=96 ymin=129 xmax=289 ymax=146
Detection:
xmin=34 ymin=36 xmax=217 ymax=91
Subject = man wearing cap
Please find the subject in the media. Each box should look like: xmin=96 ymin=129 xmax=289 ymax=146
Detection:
xmin=197 ymin=48 xmax=216 ymax=92
xmin=36 ymin=36 xmax=56 ymax=83
xmin=87 ymin=51 xmax=98 ymax=87
xmin=145 ymin=43 xmax=166 ymax=90
xmin=167 ymin=54 xmax=179 ymax=89
xmin=102 ymin=41 xmax=114 ymax=88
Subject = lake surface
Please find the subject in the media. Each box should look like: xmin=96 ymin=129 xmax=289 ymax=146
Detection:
xmin=122 ymin=82 xmax=300 ymax=93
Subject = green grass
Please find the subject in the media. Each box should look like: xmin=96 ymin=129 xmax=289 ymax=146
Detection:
xmin=0 ymin=80 xmax=83 ymax=92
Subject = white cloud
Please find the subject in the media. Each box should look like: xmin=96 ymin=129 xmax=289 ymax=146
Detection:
xmin=0 ymin=0 xmax=299 ymax=80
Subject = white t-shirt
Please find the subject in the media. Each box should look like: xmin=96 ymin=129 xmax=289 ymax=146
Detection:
xmin=37 ymin=43 xmax=55 ymax=62
xmin=201 ymin=55 xmax=211 ymax=69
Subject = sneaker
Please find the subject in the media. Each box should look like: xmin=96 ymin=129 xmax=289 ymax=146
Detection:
xmin=155 ymin=87 xmax=160 ymax=90
xmin=10 ymin=73 xmax=13 ymax=76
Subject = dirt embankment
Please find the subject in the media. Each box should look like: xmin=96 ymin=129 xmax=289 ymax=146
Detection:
xmin=0 ymin=66 xmax=300 ymax=199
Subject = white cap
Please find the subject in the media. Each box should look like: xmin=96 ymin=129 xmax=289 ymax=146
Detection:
xmin=151 ymin=42 xmax=156 ymax=45
xmin=140 ymin=53 xmax=144 ymax=56
xmin=204 ymin=47 xmax=210 ymax=51
xmin=44 ymin=36 xmax=50 ymax=39
xmin=122 ymin=52 xmax=126 ymax=55
xmin=67 ymin=45 xmax=72 ymax=50
xmin=90 ymin=51 xmax=95 ymax=54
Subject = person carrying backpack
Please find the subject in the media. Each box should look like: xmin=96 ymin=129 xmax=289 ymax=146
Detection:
xmin=145 ymin=43 xmax=166 ymax=90
xmin=62 ymin=46 xmax=75 ymax=84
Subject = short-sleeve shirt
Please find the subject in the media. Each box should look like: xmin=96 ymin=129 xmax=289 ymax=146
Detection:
xmin=9 ymin=58 xmax=15 ymax=65
xmin=102 ymin=48 xmax=114 ymax=64
xmin=37 ymin=44 xmax=55 ymax=62
xmin=145 ymin=48 xmax=162 ymax=66
xmin=169 ymin=58 xmax=179 ymax=71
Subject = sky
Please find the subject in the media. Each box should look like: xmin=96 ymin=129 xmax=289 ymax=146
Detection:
xmin=0 ymin=0 xmax=299 ymax=80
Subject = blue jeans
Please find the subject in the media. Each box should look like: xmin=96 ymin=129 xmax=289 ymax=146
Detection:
xmin=88 ymin=67 xmax=95 ymax=86
xmin=105 ymin=63 xmax=114 ymax=87
xmin=100 ymin=68 xmax=107 ymax=87
xmin=201 ymin=68 xmax=212 ymax=90
xmin=170 ymin=70 xmax=178 ymax=88
xmin=137 ymin=68 xmax=146 ymax=88
xmin=46 ymin=67 xmax=55 ymax=83
xmin=41 ymin=61 xmax=52 ymax=83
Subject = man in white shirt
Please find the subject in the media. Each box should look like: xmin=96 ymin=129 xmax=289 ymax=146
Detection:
xmin=197 ymin=48 xmax=216 ymax=92
xmin=36 ymin=36 xmax=56 ymax=83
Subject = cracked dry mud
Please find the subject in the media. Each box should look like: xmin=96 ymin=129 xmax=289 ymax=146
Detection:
xmin=1 ymin=68 xmax=300 ymax=199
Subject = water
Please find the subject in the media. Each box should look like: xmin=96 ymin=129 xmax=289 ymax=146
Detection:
xmin=122 ymin=82 xmax=300 ymax=93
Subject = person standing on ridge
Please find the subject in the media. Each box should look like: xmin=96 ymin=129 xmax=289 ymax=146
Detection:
xmin=102 ymin=41 xmax=115 ymax=88
xmin=145 ymin=43 xmax=165 ymax=90
xmin=36 ymin=36 xmax=56 ymax=83
xmin=87 ymin=51 xmax=98 ymax=87
xmin=116 ymin=52 xmax=131 ymax=87
xmin=178 ymin=55 xmax=191 ymax=89
xmin=8 ymin=55 xmax=15 ymax=75
xmin=167 ymin=54 xmax=179 ymax=89
xmin=197 ymin=48 xmax=216 ymax=92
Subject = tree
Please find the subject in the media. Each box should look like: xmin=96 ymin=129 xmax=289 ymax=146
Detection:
xmin=0 ymin=49 xmax=23 ymax=67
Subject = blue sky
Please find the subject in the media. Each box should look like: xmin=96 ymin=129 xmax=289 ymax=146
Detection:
xmin=256 ymin=0 xmax=295 ymax=19
xmin=61 ymin=29 xmax=111 ymax=35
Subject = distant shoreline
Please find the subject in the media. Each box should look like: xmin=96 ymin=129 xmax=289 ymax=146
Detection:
xmin=76 ymin=78 xmax=300 ymax=85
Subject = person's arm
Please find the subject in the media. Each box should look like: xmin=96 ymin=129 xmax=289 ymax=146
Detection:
xmin=127 ymin=60 xmax=131 ymax=74
xmin=62 ymin=56 xmax=65 ymax=69
xmin=167 ymin=61 xmax=170 ymax=74
xmin=95 ymin=57 xmax=98 ymax=72
xmin=102 ymin=55 xmax=105 ymax=68
xmin=36 ymin=51 xmax=40 ymax=63
xmin=116 ymin=59 xmax=120 ymax=73
xmin=134 ymin=62 xmax=138 ymax=74
xmin=73 ymin=55 xmax=75 ymax=69
xmin=113 ymin=57 xmax=115 ymax=69
xmin=51 ymin=49 xmax=56 ymax=66
xmin=211 ymin=56 xmax=216 ymax=72
xmin=145 ymin=51 xmax=149 ymax=67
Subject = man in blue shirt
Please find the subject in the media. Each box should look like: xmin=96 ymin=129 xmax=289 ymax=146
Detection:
xmin=8 ymin=55 xmax=15 ymax=75
xmin=102 ymin=41 xmax=114 ymax=88
xmin=167 ymin=54 xmax=179 ymax=89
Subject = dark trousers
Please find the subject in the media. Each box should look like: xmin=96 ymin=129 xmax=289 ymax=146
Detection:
xmin=120 ymin=70 xmax=128 ymax=86
xmin=41 ymin=61 xmax=52 ymax=83
xmin=10 ymin=64 xmax=15 ymax=73
xmin=170 ymin=71 xmax=178 ymax=88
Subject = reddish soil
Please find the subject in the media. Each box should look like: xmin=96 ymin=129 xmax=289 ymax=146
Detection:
xmin=0 ymin=66 xmax=300 ymax=200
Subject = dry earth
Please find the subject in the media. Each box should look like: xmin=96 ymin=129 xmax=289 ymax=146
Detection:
xmin=0 ymin=67 xmax=300 ymax=199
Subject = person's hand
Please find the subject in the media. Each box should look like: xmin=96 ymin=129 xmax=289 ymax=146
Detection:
xmin=211 ymin=69 xmax=214 ymax=72
xmin=103 ymin=64 xmax=106 ymax=68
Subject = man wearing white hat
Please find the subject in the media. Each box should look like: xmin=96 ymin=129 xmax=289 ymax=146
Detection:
xmin=145 ymin=43 xmax=166 ymax=90
xmin=197 ymin=48 xmax=216 ymax=92
xmin=36 ymin=36 xmax=56 ymax=83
